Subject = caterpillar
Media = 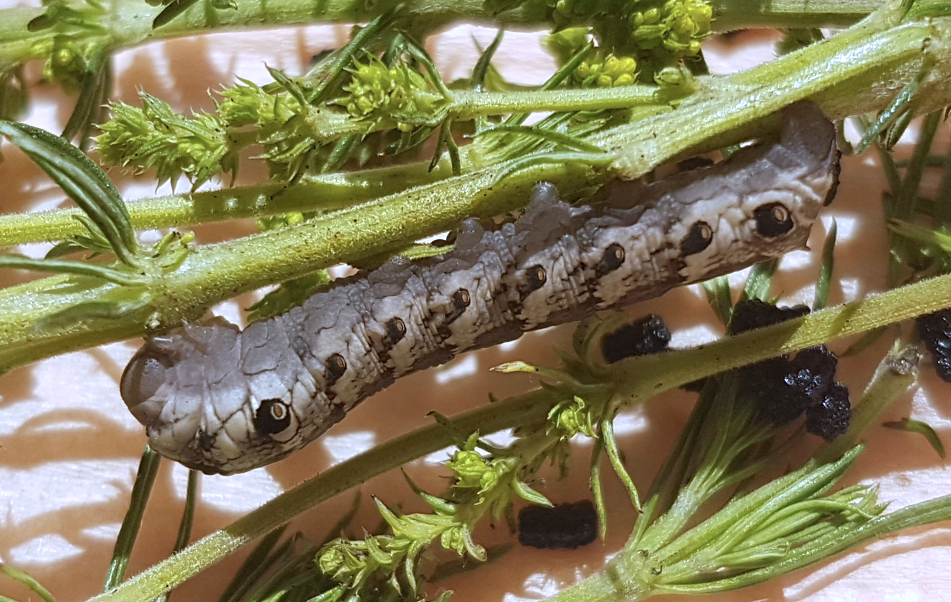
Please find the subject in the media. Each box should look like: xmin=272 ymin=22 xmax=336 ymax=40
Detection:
xmin=120 ymin=102 xmax=840 ymax=475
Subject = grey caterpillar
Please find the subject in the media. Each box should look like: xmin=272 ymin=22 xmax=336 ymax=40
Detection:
xmin=121 ymin=102 xmax=840 ymax=475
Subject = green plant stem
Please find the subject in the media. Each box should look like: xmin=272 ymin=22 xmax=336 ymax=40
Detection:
xmin=450 ymin=85 xmax=661 ymax=118
xmin=0 ymin=0 xmax=888 ymax=78
xmin=712 ymin=0 xmax=884 ymax=29
xmin=3 ymin=1 xmax=936 ymax=248
xmin=4 ymin=3 xmax=951 ymax=371
xmin=0 ymin=162 xmax=458 ymax=247
xmin=88 ymin=388 xmax=555 ymax=602
xmin=86 ymin=271 xmax=951 ymax=601
xmin=102 ymin=446 xmax=161 ymax=592
xmin=605 ymin=273 xmax=951 ymax=398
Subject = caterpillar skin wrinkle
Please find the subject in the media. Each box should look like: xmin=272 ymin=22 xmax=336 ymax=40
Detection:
xmin=121 ymin=102 xmax=840 ymax=474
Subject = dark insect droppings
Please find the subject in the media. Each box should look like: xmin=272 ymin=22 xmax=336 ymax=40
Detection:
xmin=518 ymin=500 xmax=598 ymax=549
xmin=729 ymin=298 xmax=810 ymax=335
xmin=917 ymin=308 xmax=951 ymax=382
xmin=805 ymin=382 xmax=851 ymax=439
xmin=730 ymin=300 xmax=851 ymax=436
xmin=601 ymin=314 xmax=671 ymax=363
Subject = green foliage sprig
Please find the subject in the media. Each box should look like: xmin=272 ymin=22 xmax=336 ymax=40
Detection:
xmin=94 ymin=10 xmax=667 ymax=188
xmin=10 ymin=2 xmax=951 ymax=601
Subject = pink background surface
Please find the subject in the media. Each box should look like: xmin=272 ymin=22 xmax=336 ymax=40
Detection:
xmin=1 ymin=17 xmax=951 ymax=602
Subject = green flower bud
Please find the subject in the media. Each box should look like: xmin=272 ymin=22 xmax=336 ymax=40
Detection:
xmin=448 ymin=449 xmax=490 ymax=490
xmin=341 ymin=56 xmax=443 ymax=133
xmin=574 ymin=50 xmax=638 ymax=87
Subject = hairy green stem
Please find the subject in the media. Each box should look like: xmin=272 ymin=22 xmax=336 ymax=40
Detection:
xmin=0 ymin=0 xmax=887 ymax=78
xmin=451 ymin=85 xmax=662 ymax=118
xmin=2 ymin=2 xmax=950 ymax=372
xmin=0 ymin=162 xmax=458 ymax=246
xmin=607 ymin=273 xmax=951 ymax=398
xmin=1 ymin=3 xmax=933 ymax=246
xmin=712 ymin=0 xmax=884 ymax=29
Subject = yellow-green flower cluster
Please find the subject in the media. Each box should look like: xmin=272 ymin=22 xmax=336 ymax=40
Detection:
xmin=96 ymin=92 xmax=232 ymax=188
xmin=574 ymin=52 xmax=638 ymax=87
xmin=548 ymin=0 xmax=613 ymax=29
xmin=544 ymin=0 xmax=712 ymax=84
xmin=547 ymin=396 xmax=597 ymax=438
xmin=342 ymin=56 xmax=443 ymax=132
xmin=218 ymin=79 xmax=301 ymax=127
xmin=631 ymin=0 xmax=712 ymax=58
xmin=447 ymin=448 xmax=513 ymax=496
xmin=317 ymin=494 xmax=485 ymax=596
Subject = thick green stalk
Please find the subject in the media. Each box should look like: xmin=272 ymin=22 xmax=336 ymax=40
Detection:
xmin=0 ymin=161 xmax=458 ymax=246
xmin=0 ymin=0 xmax=887 ymax=77
xmin=1 ymin=2 xmax=950 ymax=372
xmin=1 ymin=3 xmax=932 ymax=245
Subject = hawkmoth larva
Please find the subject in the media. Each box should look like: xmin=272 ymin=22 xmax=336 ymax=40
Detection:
xmin=121 ymin=102 xmax=840 ymax=475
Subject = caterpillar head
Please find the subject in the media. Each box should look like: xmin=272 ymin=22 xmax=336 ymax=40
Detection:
xmin=121 ymin=318 xmax=316 ymax=475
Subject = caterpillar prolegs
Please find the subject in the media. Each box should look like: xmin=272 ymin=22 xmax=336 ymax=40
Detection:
xmin=121 ymin=102 xmax=840 ymax=475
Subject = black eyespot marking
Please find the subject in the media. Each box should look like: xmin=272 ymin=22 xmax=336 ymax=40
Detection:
xmin=681 ymin=221 xmax=713 ymax=255
xmin=452 ymin=289 xmax=470 ymax=310
xmin=754 ymin=203 xmax=794 ymax=237
xmin=255 ymin=399 xmax=292 ymax=436
xmin=325 ymin=353 xmax=347 ymax=386
xmin=596 ymin=243 xmax=625 ymax=276
xmin=518 ymin=265 xmax=547 ymax=296
xmin=443 ymin=289 xmax=472 ymax=327
xmin=385 ymin=317 xmax=406 ymax=344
